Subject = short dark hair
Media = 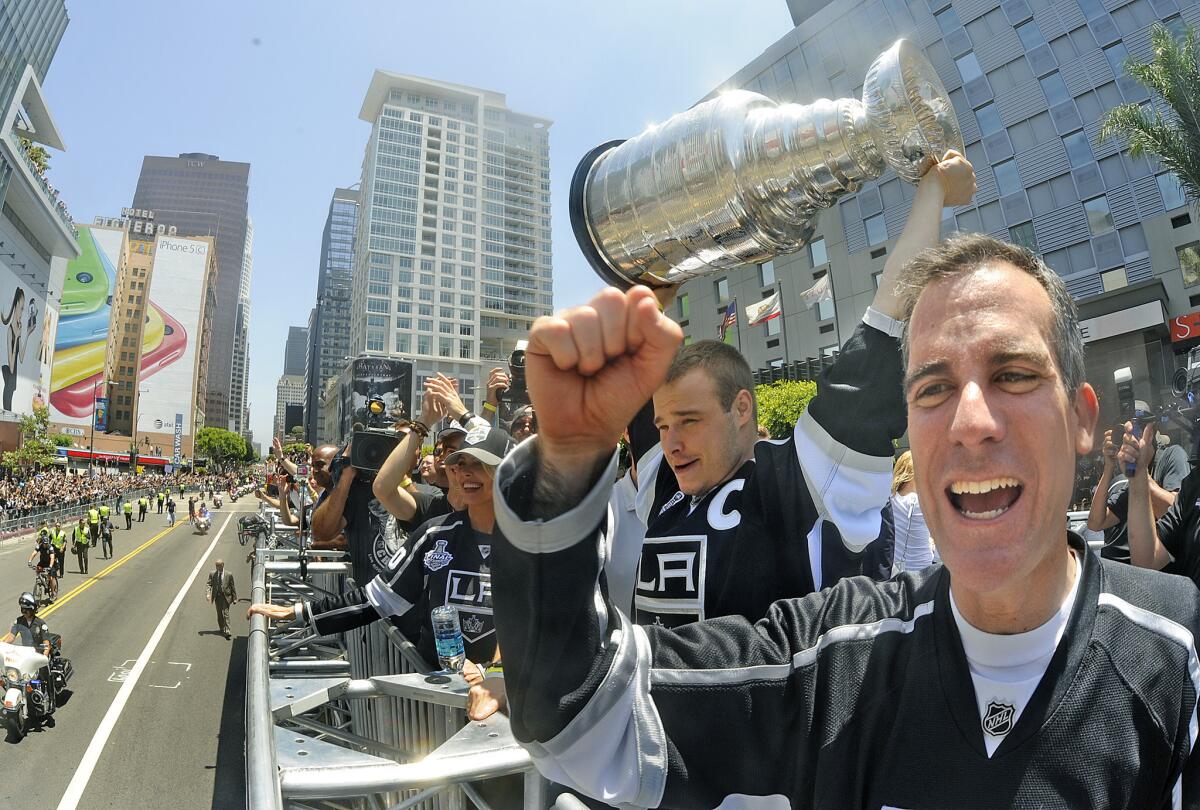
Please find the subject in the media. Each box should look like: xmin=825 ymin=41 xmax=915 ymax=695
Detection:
xmin=896 ymin=233 xmax=1084 ymax=396
xmin=665 ymin=340 xmax=756 ymax=420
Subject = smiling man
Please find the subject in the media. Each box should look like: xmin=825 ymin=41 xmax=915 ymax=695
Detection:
xmin=610 ymin=152 xmax=974 ymax=628
xmin=489 ymin=234 xmax=1200 ymax=808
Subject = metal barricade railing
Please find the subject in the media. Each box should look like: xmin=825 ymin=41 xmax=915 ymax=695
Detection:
xmin=246 ymin=503 xmax=545 ymax=809
xmin=0 ymin=485 xmax=162 ymax=538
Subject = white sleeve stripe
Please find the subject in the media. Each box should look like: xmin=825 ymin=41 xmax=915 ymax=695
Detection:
xmin=1098 ymin=592 xmax=1200 ymax=753
xmin=634 ymin=446 xmax=664 ymax=525
xmin=862 ymin=306 xmax=905 ymax=338
xmin=493 ymin=439 xmax=619 ymax=555
xmin=796 ymin=409 xmax=894 ymax=476
xmin=365 ymin=577 xmax=415 ymax=620
xmin=1173 ymin=773 xmax=1182 ymax=810
xmin=649 ymin=601 xmax=935 ymax=688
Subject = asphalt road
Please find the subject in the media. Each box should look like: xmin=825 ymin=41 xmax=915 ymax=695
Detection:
xmin=0 ymin=495 xmax=257 ymax=809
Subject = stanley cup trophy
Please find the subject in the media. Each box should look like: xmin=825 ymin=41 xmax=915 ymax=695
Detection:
xmin=569 ymin=40 xmax=964 ymax=289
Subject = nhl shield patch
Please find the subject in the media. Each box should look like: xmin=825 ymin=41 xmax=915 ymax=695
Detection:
xmin=424 ymin=539 xmax=454 ymax=571
xmin=982 ymin=701 xmax=1015 ymax=737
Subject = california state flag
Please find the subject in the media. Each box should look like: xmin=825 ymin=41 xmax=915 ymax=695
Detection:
xmin=745 ymin=292 xmax=782 ymax=327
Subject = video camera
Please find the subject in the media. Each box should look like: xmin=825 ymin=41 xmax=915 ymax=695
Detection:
xmin=350 ymin=396 xmax=401 ymax=478
xmin=498 ymin=340 xmax=530 ymax=422
xmin=1114 ymin=351 xmax=1200 ymax=466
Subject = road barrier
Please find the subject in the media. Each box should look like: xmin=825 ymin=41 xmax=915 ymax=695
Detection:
xmin=0 ymin=485 xmax=162 ymax=539
xmin=245 ymin=506 xmax=545 ymax=809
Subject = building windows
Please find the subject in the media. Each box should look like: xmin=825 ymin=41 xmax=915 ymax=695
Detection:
xmin=993 ymin=160 xmax=1023 ymax=196
xmin=1009 ymin=222 xmax=1038 ymax=252
xmin=678 ymin=293 xmax=690 ymax=320
xmin=1083 ymin=196 xmax=1114 ymax=236
xmin=714 ymin=277 xmax=730 ymax=304
xmin=955 ymin=53 xmax=983 ymax=84
xmin=975 ymin=103 xmax=1003 ymax=136
xmin=759 ymin=260 xmax=775 ymax=287
xmin=1100 ymin=266 xmax=1128 ymax=292
xmin=865 ymin=214 xmax=887 ymax=246
xmin=1063 ymin=131 xmax=1093 ymax=168
xmin=1103 ymin=42 xmax=1129 ymax=78
xmin=817 ymin=295 xmax=835 ymax=323
xmin=1039 ymin=72 xmax=1070 ymax=107
xmin=1179 ymin=242 xmax=1200 ymax=287
xmin=1159 ymin=173 xmax=1187 ymax=211
xmin=395 ymin=333 xmax=411 ymax=353
xmin=935 ymin=6 xmax=961 ymax=34
xmin=439 ymin=338 xmax=453 ymax=357
xmin=1015 ymin=20 xmax=1046 ymax=51
xmin=766 ymin=317 xmax=781 ymax=337
xmin=809 ymin=237 xmax=828 ymax=267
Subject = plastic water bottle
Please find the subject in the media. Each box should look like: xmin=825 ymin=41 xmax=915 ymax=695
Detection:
xmin=430 ymin=605 xmax=466 ymax=672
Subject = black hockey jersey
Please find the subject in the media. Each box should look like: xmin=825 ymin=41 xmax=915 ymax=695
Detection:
xmin=492 ymin=442 xmax=1200 ymax=809
xmin=300 ymin=510 xmax=498 ymax=667
xmin=628 ymin=317 xmax=905 ymax=627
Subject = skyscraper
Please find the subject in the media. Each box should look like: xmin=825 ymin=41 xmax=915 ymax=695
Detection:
xmin=351 ymin=72 xmax=553 ymax=410
xmin=670 ymin=0 xmax=1200 ymax=445
xmin=131 ymin=152 xmax=251 ymax=432
xmin=283 ymin=325 xmax=308 ymax=376
xmin=304 ymin=187 xmax=358 ymax=443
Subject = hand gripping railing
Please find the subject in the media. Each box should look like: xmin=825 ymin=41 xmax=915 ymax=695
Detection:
xmin=246 ymin=543 xmax=283 ymax=809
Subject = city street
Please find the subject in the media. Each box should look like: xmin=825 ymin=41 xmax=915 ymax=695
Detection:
xmin=0 ymin=498 xmax=256 ymax=809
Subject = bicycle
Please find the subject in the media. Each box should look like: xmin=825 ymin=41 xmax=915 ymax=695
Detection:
xmin=28 ymin=563 xmax=51 ymax=607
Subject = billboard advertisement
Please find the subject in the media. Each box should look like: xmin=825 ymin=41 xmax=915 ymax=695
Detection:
xmin=49 ymin=225 xmax=121 ymax=424
xmin=337 ymin=356 xmax=413 ymax=441
xmin=136 ymin=236 xmax=209 ymax=445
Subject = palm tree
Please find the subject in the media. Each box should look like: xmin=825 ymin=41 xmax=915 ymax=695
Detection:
xmin=1098 ymin=23 xmax=1200 ymax=210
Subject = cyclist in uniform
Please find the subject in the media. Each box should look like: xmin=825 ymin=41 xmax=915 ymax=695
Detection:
xmin=26 ymin=536 xmax=56 ymax=603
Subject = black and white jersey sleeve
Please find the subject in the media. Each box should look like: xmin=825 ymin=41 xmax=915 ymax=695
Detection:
xmin=295 ymin=514 xmax=456 ymax=644
xmin=493 ymin=442 xmax=1200 ymax=809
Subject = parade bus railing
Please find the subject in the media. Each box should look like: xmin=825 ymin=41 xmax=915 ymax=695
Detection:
xmin=246 ymin=506 xmax=547 ymax=810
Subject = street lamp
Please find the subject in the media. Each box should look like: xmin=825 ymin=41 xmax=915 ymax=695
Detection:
xmin=87 ymin=378 xmax=106 ymax=476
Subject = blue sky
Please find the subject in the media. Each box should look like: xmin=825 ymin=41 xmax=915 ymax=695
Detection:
xmin=42 ymin=0 xmax=792 ymax=447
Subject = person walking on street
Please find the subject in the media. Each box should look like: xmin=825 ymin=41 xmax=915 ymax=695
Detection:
xmin=50 ymin=521 xmax=66 ymax=579
xmin=72 ymin=517 xmax=89 ymax=575
xmin=98 ymin=502 xmax=110 ymax=531
xmin=87 ymin=506 xmax=100 ymax=548
xmin=156 ymin=490 xmax=164 ymax=514
xmin=138 ymin=495 xmax=148 ymax=522
xmin=101 ymin=517 xmax=114 ymax=559
xmin=206 ymin=560 xmax=237 ymax=639
xmin=123 ymin=498 xmax=133 ymax=530
xmin=188 ymin=496 xmax=196 ymax=522
xmin=166 ymin=497 xmax=176 ymax=527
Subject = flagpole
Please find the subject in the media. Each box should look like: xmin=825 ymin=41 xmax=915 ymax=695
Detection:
xmin=776 ymin=281 xmax=791 ymax=366
xmin=825 ymin=267 xmax=842 ymax=348
xmin=734 ymin=296 xmax=744 ymax=353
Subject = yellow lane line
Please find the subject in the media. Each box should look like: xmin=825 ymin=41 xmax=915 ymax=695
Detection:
xmin=42 ymin=522 xmax=185 ymax=618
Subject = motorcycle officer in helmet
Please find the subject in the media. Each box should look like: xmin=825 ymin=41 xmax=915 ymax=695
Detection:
xmin=1 ymin=593 xmax=52 ymax=659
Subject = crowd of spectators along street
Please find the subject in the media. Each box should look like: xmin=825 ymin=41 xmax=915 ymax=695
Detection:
xmin=0 ymin=469 xmax=249 ymax=523
xmin=245 ymin=150 xmax=1200 ymax=806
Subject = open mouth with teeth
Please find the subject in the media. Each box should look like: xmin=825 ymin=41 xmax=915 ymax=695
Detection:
xmin=461 ymin=481 xmax=484 ymax=493
xmin=946 ymin=477 xmax=1023 ymax=520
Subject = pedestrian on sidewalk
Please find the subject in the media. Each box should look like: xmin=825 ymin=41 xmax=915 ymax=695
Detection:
xmin=166 ymin=497 xmax=176 ymax=527
xmin=72 ymin=517 xmax=89 ymax=575
xmin=123 ymin=498 xmax=133 ymax=529
xmin=206 ymin=560 xmax=237 ymax=639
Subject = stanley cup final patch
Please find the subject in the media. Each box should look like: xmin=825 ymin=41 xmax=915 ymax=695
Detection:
xmin=982 ymin=701 xmax=1016 ymax=737
xmin=424 ymin=539 xmax=454 ymax=571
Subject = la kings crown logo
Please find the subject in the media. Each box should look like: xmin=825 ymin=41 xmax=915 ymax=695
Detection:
xmin=982 ymin=700 xmax=1015 ymax=737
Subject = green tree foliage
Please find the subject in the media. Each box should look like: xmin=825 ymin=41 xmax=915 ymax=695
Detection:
xmin=754 ymin=379 xmax=817 ymax=439
xmin=282 ymin=442 xmax=308 ymax=456
xmin=289 ymin=425 xmax=305 ymax=442
xmin=51 ymin=435 xmax=71 ymax=448
xmin=194 ymin=427 xmax=247 ymax=470
xmin=1098 ymin=23 xmax=1200 ymax=209
xmin=2 ymin=404 xmax=60 ymax=470
xmin=18 ymin=137 xmax=49 ymax=176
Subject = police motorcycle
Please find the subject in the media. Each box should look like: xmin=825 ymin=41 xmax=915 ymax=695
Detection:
xmin=214 ymin=493 xmax=223 ymax=509
xmin=1 ymin=595 xmax=72 ymax=740
xmin=195 ymin=509 xmax=211 ymax=535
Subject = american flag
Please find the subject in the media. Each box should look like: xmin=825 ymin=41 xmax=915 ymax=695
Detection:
xmin=718 ymin=300 xmax=738 ymax=341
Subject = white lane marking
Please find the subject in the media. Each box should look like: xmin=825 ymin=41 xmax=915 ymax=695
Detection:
xmin=107 ymin=659 xmax=138 ymax=683
xmin=55 ymin=511 xmax=235 ymax=810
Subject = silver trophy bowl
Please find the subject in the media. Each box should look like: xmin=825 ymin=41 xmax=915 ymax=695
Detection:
xmin=569 ymin=39 xmax=964 ymax=289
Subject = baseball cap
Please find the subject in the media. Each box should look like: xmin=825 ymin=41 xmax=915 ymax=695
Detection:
xmin=445 ymin=425 xmax=514 ymax=467
xmin=510 ymin=405 xmax=536 ymax=425
xmin=436 ymin=421 xmax=468 ymax=445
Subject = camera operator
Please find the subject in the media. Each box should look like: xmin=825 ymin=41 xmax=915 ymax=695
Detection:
xmin=507 ymin=405 xmax=537 ymax=443
xmin=1122 ymin=419 xmax=1200 ymax=582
